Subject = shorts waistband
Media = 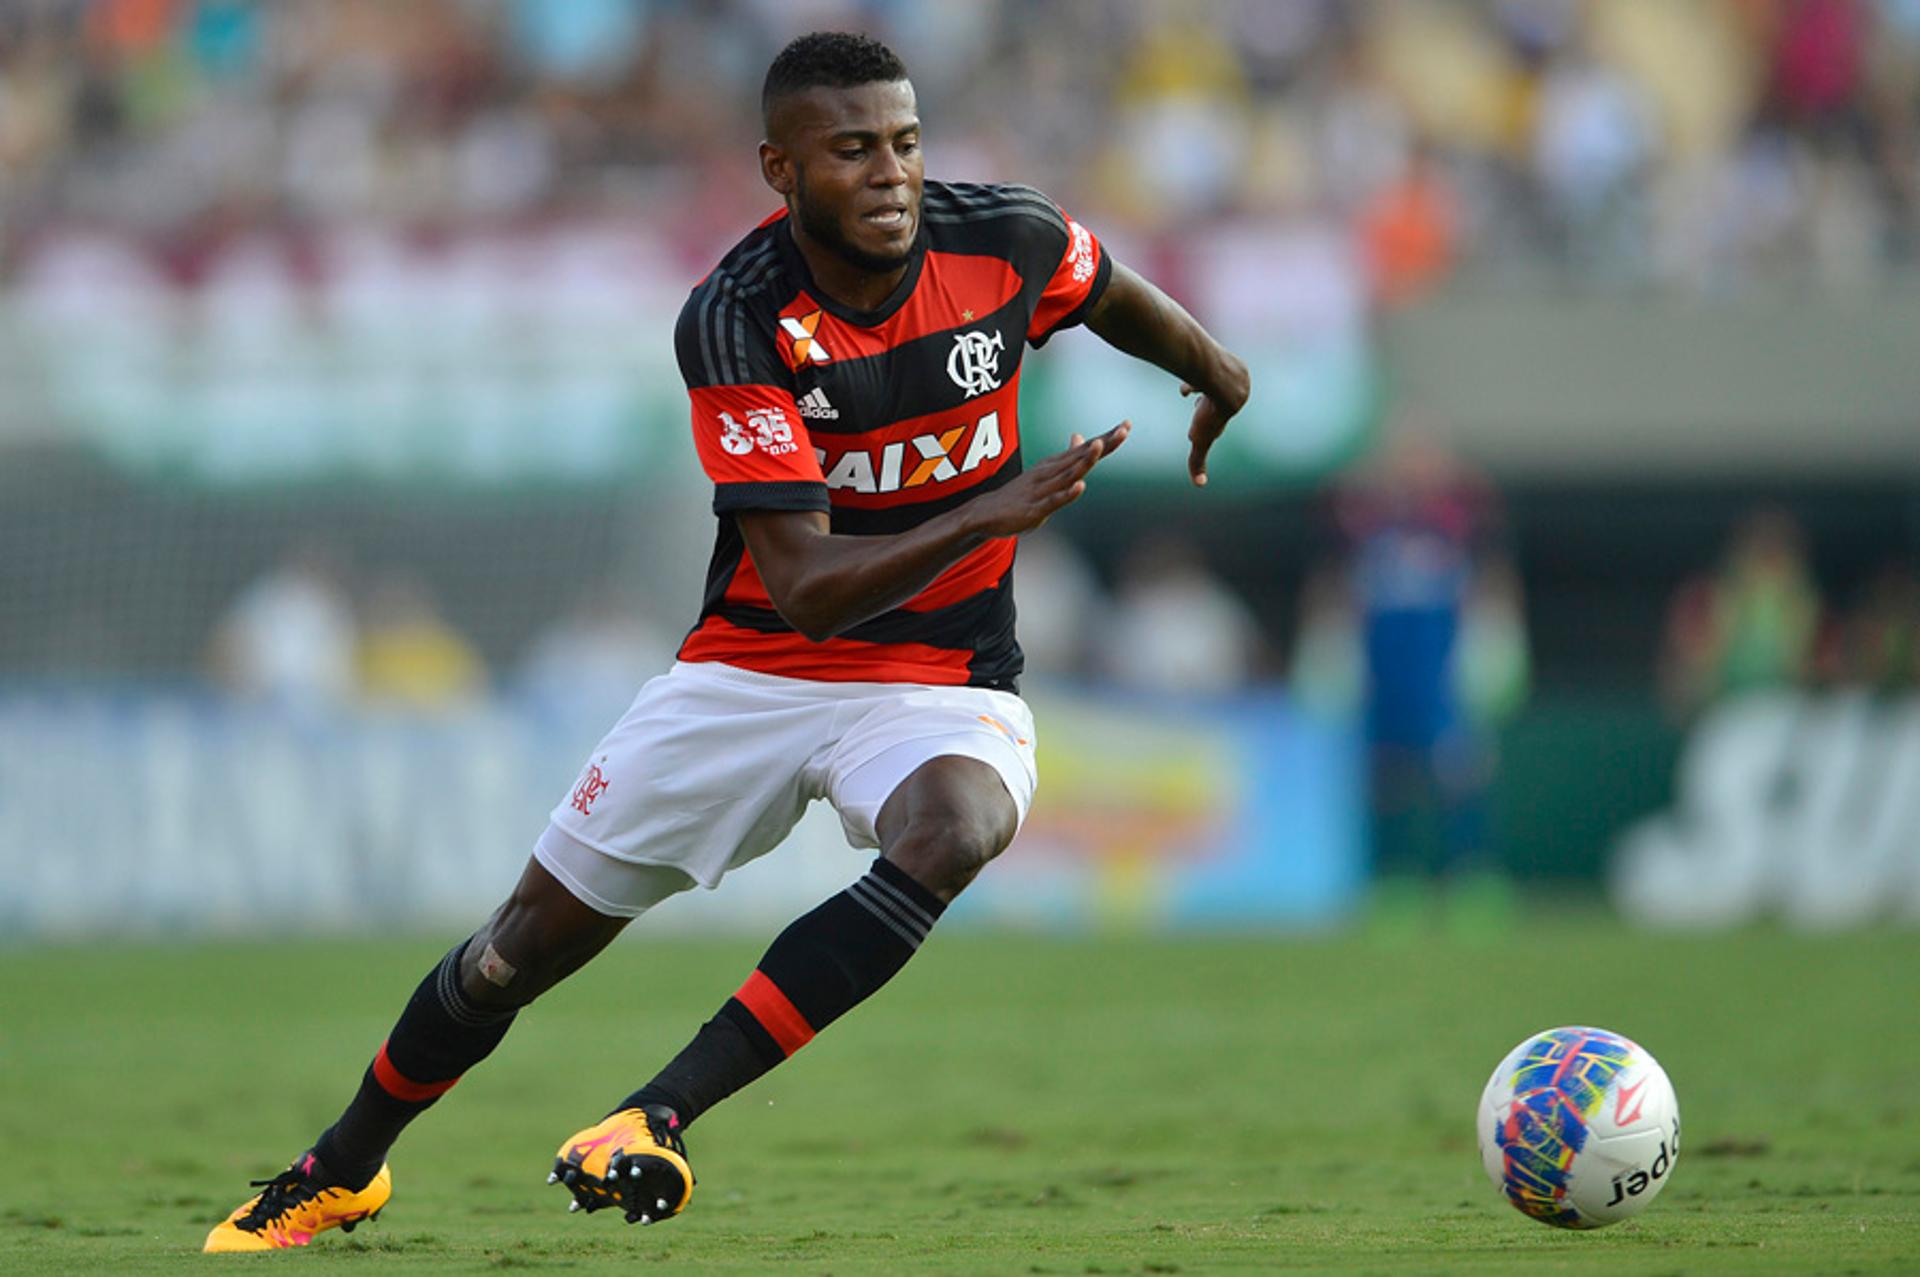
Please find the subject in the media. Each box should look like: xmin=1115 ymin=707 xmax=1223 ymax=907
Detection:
xmin=677 ymin=659 xmax=998 ymax=696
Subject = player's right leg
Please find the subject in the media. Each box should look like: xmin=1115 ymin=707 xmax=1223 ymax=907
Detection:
xmin=548 ymin=680 xmax=1038 ymax=1227
xmin=204 ymin=856 xmax=639 ymax=1252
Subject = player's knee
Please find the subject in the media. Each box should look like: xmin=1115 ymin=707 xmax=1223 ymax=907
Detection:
xmin=454 ymin=856 xmax=630 ymax=1008
xmin=456 ymin=933 xmax=540 ymax=1011
xmin=456 ymin=917 xmax=580 ymax=1011
xmin=888 ymin=807 xmax=1012 ymax=901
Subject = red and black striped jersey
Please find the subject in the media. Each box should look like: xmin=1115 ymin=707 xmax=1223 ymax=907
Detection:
xmin=673 ymin=180 xmax=1112 ymax=689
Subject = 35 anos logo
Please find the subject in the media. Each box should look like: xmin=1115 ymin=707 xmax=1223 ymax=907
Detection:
xmin=947 ymin=329 xmax=1004 ymax=398
xmin=1065 ymin=217 xmax=1096 ymax=283
xmin=718 ymin=407 xmax=797 ymax=457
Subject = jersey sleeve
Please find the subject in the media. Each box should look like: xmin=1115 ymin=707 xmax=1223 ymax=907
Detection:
xmin=674 ymin=286 xmax=828 ymax=516
xmin=1002 ymin=186 xmax=1113 ymax=348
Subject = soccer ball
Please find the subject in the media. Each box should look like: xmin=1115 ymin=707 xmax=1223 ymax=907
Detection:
xmin=1477 ymin=1026 xmax=1680 ymax=1229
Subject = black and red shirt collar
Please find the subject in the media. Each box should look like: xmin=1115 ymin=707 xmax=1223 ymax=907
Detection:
xmin=773 ymin=215 xmax=929 ymax=329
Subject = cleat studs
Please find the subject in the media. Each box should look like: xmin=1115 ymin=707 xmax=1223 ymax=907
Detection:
xmin=630 ymin=1165 xmax=643 ymax=1179
xmin=568 ymin=1200 xmax=582 ymax=1213
xmin=639 ymin=1214 xmax=652 ymax=1225
xmin=546 ymin=1171 xmax=559 ymax=1184
xmin=656 ymin=1198 xmax=669 ymax=1212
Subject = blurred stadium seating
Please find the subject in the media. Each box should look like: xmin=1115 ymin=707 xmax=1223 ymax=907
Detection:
xmin=2 ymin=0 xmax=1916 ymax=936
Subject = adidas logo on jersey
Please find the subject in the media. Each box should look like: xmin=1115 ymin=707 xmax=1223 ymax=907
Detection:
xmin=797 ymin=387 xmax=839 ymax=420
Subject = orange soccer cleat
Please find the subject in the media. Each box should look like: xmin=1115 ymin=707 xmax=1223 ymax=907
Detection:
xmin=549 ymin=1105 xmax=693 ymax=1225
xmin=203 ymin=1154 xmax=391 ymax=1252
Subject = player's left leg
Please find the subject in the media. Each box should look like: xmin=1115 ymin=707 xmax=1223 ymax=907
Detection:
xmin=308 ymin=855 xmax=639 ymax=1186
xmin=554 ymin=754 xmax=1022 ymax=1225
xmin=205 ymin=855 xmax=653 ymax=1252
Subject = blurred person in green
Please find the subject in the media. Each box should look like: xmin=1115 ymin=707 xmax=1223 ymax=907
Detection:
xmin=1659 ymin=507 xmax=1823 ymax=716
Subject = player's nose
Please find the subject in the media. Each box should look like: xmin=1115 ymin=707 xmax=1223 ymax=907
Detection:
xmin=869 ymin=148 xmax=908 ymax=186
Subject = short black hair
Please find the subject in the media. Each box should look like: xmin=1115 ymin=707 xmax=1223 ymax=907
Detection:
xmin=762 ymin=32 xmax=908 ymax=126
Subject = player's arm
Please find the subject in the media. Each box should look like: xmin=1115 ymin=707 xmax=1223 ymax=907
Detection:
xmin=740 ymin=423 xmax=1129 ymax=642
xmin=1083 ymin=261 xmax=1250 ymax=487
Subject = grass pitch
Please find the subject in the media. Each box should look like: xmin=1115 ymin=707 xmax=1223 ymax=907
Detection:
xmin=2 ymin=915 xmax=1916 ymax=1275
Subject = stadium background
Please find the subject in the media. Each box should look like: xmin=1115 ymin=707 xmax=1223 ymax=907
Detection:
xmin=4 ymin=3 xmax=1920 ymax=1273
xmin=6 ymin=0 xmax=1916 ymax=934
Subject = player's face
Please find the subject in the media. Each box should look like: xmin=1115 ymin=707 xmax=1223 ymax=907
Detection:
xmin=771 ymin=81 xmax=923 ymax=275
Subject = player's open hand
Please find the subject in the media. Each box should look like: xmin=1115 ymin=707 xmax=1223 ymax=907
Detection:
xmin=968 ymin=421 xmax=1130 ymax=537
xmin=1182 ymin=351 xmax=1250 ymax=487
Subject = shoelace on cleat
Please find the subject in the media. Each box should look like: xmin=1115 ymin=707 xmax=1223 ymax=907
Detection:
xmin=237 ymin=1169 xmax=321 ymax=1232
xmin=642 ymin=1110 xmax=688 ymax=1159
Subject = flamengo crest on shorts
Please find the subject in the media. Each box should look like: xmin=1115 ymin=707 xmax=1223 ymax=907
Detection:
xmin=541 ymin=662 xmax=1041 ymax=912
xmin=674 ymin=181 xmax=1113 ymax=690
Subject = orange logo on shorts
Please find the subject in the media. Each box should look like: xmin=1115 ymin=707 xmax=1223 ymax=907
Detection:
xmin=977 ymin=715 xmax=1028 ymax=746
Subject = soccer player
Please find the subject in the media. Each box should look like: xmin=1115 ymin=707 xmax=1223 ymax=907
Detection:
xmin=205 ymin=31 xmax=1249 ymax=1251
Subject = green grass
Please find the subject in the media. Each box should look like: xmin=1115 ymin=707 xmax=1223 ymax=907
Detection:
xmin=2 ymin=918 xmax=1916 ymax=1274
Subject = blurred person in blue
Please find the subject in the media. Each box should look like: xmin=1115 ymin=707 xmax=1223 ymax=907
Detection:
xmin=203 ymin=30 xmax=1248 ymax=1251
xmin=1333 ymin=422 xmax=1528 ymax=936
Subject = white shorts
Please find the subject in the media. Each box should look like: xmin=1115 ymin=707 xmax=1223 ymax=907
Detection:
xmin=535 ymin=661 xmax=1038 ymax=918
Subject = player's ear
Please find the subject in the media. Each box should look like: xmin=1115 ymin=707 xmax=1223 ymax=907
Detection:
xmin=760 ymin=142 xmax=795 ymax=197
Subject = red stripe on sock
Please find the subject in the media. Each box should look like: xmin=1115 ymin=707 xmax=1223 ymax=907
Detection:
xmin=735 ymin=969 xmax=815 ymax=1057
xmin=371 ymin=1040 xmax=460 ymax=1103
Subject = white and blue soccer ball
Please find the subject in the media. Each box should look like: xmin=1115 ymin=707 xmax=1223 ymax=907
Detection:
xmin=1477 ymin=1026 xmax=1680 ymax=1229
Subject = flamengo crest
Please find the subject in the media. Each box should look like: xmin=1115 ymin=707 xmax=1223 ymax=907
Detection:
xmin=947 ymin=329 xmax=1004 ymax=398
xmin=570 ymin=759 xmax=611 ymax=815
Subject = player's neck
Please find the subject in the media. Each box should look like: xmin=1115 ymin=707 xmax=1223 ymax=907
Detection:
xmin=788 ymin=226 xmax=911 ymax=314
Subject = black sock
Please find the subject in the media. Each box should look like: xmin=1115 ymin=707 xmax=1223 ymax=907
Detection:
xmin=312 ymin=940 xmax=517 ymax=1187
xmin=620 ymin=859 xmax=945 ymax=1126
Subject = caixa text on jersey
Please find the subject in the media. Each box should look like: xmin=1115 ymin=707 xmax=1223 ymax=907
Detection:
xmin=815 ymin=410 xmax=1005 ymax=494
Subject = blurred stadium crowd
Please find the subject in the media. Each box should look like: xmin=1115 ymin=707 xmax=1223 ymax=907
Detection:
xmin=3 ymin=0 xmax=1916 ymax=706
xmin=3 ymin=0 xmax=1919 ymax=297
xmin=2 ymin=3 xmax=1915 ymax=928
